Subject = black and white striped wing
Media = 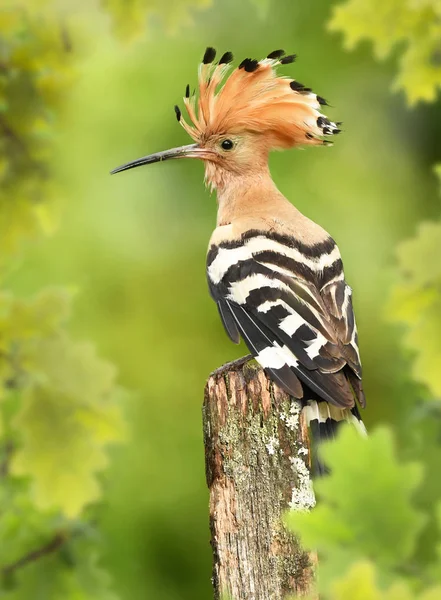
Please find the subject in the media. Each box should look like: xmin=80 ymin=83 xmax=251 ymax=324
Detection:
xmin=320 ymin=279 xmax=361 ymax=377
xmin=207 ymin=230 xmax=364 ymax=408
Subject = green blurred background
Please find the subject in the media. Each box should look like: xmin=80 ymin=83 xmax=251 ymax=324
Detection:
xmin=2 ymin=0 xmax=441 ymax=598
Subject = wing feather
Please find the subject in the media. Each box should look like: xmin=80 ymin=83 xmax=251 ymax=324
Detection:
xmin=227 ymin=301 xmax=353 ymax=407
xmin=226 ymin=300 xmax=304 ymax=399
xmin=217 ymin=299 xmax=240 ymax=343
xmin=207 ymin=230 xmax=364 ymax=408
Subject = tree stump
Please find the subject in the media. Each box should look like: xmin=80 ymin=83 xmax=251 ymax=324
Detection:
xmin=203 ymin=359 xmax=316 ymax=600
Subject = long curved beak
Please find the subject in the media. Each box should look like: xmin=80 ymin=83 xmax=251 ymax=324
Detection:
xmin=110 ymin=143 xmax=209 ymax=175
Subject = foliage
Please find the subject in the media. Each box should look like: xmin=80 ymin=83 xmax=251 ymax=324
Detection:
xmin=329 ymin=0 xmax=441 ymax=105
xmin=388 ymin=167 xmax=441 ymax=398
xmin=288 ymin=418 xmax=441 ymax=597
xmin=327 ymin=561 xmax=441 ymax=600
xmin=1 ymin=0 xmax=440 ymax=598
xmin=0 ymin=3 xmax=76 ymax=268
xmin=0 ymin=2 xmax=124 ymax=598
xmin=287 ymin=2 xmax=441 ymax=599
xmin=287 ymin=428 xmax=424 ymax=581
xmin=101 ymin=0 xmax=213 ymax=40
xmin=0 ymin=292 xmax=124 ymax=598
xmin=101 ymin=0 xmax=270 ymax=41
xmin=287 ymin=427 xmax=434 ymax=596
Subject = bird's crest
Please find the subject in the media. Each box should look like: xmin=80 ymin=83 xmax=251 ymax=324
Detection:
xmin=176 ymin=47 xmax=341 ymax=149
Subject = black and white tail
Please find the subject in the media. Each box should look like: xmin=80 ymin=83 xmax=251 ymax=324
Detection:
xmin=304 ymin=399 xmax=367 ymax=475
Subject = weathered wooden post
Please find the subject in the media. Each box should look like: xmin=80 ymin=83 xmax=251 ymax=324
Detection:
xmin=203 ymin=358 xmax=316 ymax=600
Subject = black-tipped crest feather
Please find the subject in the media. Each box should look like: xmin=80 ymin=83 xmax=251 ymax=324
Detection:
xmin=243 ymin=58 xmax=259 ymax=73
xmin=174 ymin=47 xmax=342 ymax=151
xmin=219 ymin=51 xmax=233 ymax=64
xmin=290 ymin=81 xmax=308 ymax=92
xmin=267 ymin=49 xmax=285 ymax=59
xmin=203 ymin=47 xmax=216 ymax=64
xmin=280 ymin=54 xmax=297 ymax=64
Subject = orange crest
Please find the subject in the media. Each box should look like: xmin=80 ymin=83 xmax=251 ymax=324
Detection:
xmin=176 ymin=48 xmax=341 ymax=149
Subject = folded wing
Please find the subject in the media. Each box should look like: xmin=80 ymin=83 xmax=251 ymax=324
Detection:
xmin=207 ymin=230 xmax=365 ymax=408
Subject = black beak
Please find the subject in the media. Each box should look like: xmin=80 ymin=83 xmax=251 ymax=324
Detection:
xmin=110 ymin=143 xmax=209 ymax=174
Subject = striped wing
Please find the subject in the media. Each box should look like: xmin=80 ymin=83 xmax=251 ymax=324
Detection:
xmin=207 ymin=230 xmax=365 ymax=408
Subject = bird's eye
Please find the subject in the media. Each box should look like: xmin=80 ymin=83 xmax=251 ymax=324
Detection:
xmin=221 ymin=139 xmax=234 ymax=151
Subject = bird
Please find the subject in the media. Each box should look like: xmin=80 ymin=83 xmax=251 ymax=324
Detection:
xmin=111 ymin=47 xmax=367 ymax=468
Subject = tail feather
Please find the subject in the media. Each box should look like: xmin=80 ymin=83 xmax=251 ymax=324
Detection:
xmin=303 ymin=399 xmax=366 ymax=475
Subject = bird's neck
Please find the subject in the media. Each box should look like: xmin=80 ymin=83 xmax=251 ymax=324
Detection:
xmin=211 ymin=167 xmax=287 ymax=226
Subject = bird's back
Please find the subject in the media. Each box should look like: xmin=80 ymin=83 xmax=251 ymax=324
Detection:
xmin=207 ymin=186 xmax=366 ymax=458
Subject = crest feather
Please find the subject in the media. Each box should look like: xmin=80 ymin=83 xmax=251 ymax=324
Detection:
xmin=178 ymin=48 xmax=341 ymax=149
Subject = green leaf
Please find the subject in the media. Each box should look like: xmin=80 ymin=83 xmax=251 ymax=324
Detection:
xmin=328 ymin=560 xmax=441 ymax=600
xmin=0 ymin=288 xmax=72 ymax=399
xmin=328 ymin=0 xmax=441 ymax=105
xmin=330 ymin=561 xmax=393 ymax=600
xmin=0 ymin=3 xmax=123 ymax=598
xmin=328 ymin=0 xmax=414 ymax=59
xmin=394 ymin=221 xmax=441 ymax=288
xmin=388 ymin=216 xmax=441 ymax=398
xmin=394 ymin=25 xmax=441 ymax=106
xmin=286 ymin=427 xmax=425 ymax=588
xmin=0 ymin=3 xmax=81 ymax=272
xmin=10 ymin=335 xmax=125 ymax=518
xmin=0 ymin=288 xmax=71 ymax=344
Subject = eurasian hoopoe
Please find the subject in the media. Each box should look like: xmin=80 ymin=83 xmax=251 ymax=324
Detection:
xmin=111 ymin=48 xmax=367 ymax=463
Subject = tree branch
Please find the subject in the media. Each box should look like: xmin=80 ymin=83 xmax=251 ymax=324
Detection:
xmin=1 ymin=533 xmax=67 ymax=576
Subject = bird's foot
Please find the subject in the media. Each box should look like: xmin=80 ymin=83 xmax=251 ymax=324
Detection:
xmin=210 ymin=354 xmax=253 ymax=378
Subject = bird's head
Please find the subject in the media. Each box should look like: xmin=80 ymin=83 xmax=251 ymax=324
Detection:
xmin=111 ymin=48 xmax=341 ymax=191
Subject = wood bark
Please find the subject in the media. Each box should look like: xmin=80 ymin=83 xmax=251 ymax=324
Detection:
xmin=203 ymin=359 xmax=316 ymax=600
